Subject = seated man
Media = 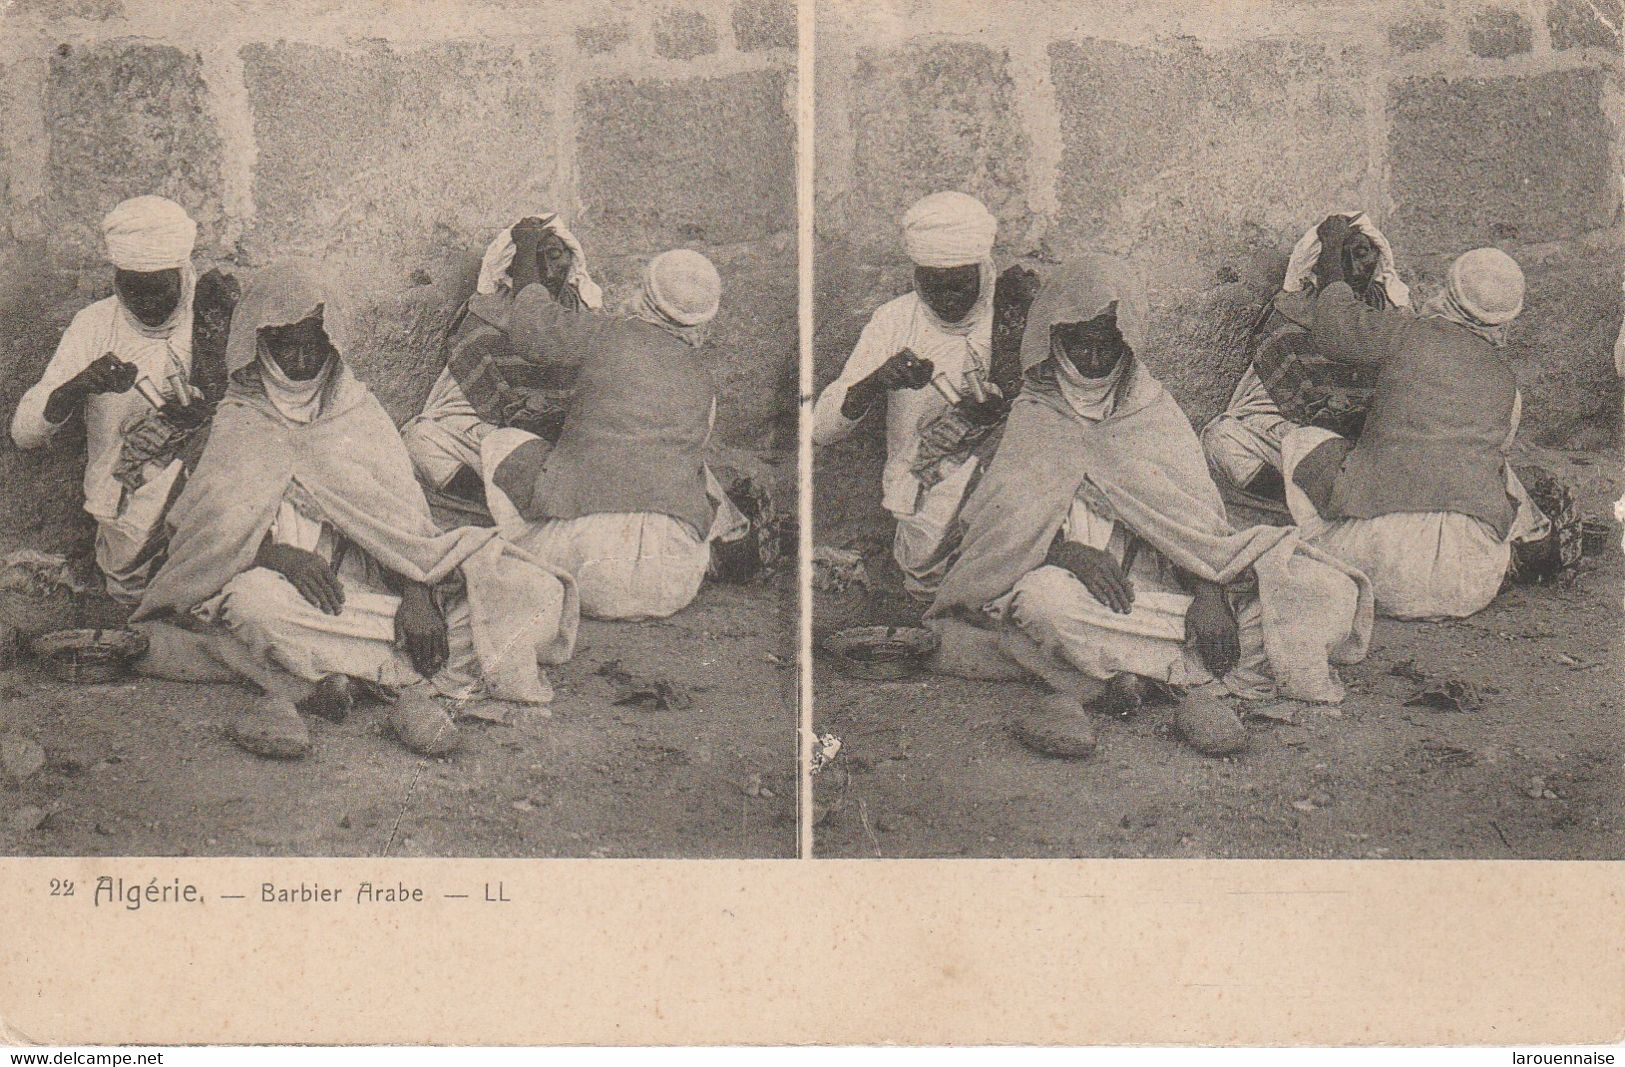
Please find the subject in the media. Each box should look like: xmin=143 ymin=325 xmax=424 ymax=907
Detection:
xmin=11 ymin=196 xmax=214 ymax=602
xmin=133 ymin=262 xmax=580 ymax=761
xmin=1201 ymin=212 xmax=1410 ymax=505
xmin=1281 ymin=217 xmax=1548 ymax=620
xmin=401 ymin=213 xmax=601 ymax=506
xmin=478 ymin=249 xmax=749 ymax=622
xmin=928 ymin=257 xmax=1372 ymax=760
xmin=811 ymin=191 xmax=1013 ymax=599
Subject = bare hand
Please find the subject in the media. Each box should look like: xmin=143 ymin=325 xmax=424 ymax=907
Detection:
xmin=868 ymin=349 xmax=934 ymax=391
xmin=995 ymin=264 xmax=1042 ymax=308
xmin=511 ymin=397 xmax=568 ymax=444
xmin=73 ymin=352 xmax=138 ymax=396
xmin=262 ymin=544 xmax=344 ymax=616
xmin=1185 ymin=589 xmax=1241 ymax=677
xmin=1316 ymin=213 xmax=1354 ymax=251
xmin=957 ymin=394 xmax=1008 ymax=427
xmin=45 ymin=353 xmax=138 ymax=423
xmin=158 ymin=396 xmax=212 ymax=431
xmin=394 ymin=586 xmax=448 ymax=678
xmin=1053 ymin=542 xmax=1134 ymax=615
xmin=840 ymin=349 xmax=936 ymax=420
xmin=511 ymin=215 xmax=553 ymax=254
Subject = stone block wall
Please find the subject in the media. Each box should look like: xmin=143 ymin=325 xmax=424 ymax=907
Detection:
xmin=0 ymin=0 xmax=795 ymax=553
xmin=815 ymin=0 xmax=1623 ymax=540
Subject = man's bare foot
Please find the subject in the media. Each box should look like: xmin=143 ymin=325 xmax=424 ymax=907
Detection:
xmin=1291 ymin=435 xmax=1351 ymax=515
xmin=1173 ymin=689 xmax=1248 ymax=756
xmin=1011 ymin=692 xmax=1098 ymax=758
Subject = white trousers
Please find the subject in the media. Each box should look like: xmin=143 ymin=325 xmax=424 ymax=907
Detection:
xmin=891 ymin=455 xmax=979 ymax=600
xmin=211 ymin=567 xmax=482 ymax=698
xmin=401 ymin=375 xmax=495 ymax=490
xmin=480 ymin=428 xmax=746 ymax=622
xmin=999 ymin=564 xmax=1273 ymax=697
xmin=1280 ymin=425 xmax=1546 ymax=620
xmin=95 ymin=458 xmax=186 ymax=603
xmin=1200 ymin=369 xmax=1294 ymax=488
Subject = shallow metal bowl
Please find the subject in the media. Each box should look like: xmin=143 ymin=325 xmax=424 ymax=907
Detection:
xmin=30 ymin=628 xmax=149 ymax=684
xmin=820 ymin=625 xmax=940 ymax=681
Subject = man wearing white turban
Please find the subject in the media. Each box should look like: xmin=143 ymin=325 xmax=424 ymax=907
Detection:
xmin=473 ymin=247 xmax=750 ymax=621
xmin=11 ymin=194 xmax=206 ymax=601
xmin=402 ymin=212 xmax=604 ymax=509
xmin=812 ymin=191 xmax=1005 ymax=599
xmin=1280 ymin=219 xmax=1549 ymax=619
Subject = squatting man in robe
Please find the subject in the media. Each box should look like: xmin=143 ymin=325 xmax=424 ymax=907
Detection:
xmin=1279 ymin=214 xmax=1550 ymax=620
xmin=475 ymin=239 xmax=752 ymax=622
xmin=812 ymin=191 xmax=1012 ymax=599
xmin=11 ymin=196 xmax=214 ymax=602
xmin=928 ymin=257 xmax=1373 ymax=760
xmin=132 ymin=262 xmax=580 ymax=761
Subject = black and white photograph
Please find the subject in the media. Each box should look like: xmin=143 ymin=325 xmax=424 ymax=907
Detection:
xmin=810 ymin=0 xmax=1624 ymax=860
xmin=0 ymin=0 xmax=799 ymax=858
xmin=1 ymin=0 xmax=1624 ymax=1052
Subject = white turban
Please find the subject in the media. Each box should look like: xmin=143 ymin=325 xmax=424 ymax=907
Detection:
xmin=901 ymin=191 xmax=997 ymax=268
xmin=647 ymin=249 xmax=722 ymax=326
xmin=101 ymin=195 xmax=197 ymax=272
xmin=1449 ymin=247 xmax=1524 ymax=325
xmin=474 ymin=213 xmax=604 ymax=309
xmin=1421 ymin=247 xmax=1525 ymax=347
xmin=626 ymin=249 xmax=722 ymax=348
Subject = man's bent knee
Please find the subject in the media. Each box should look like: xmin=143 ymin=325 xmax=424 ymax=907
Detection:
xmin=1202 ymin=416 xmax=1267 ymax=488
xmin=1290 ymin=436 xmax=1351 ymax=515
xmin=219 ymin=568 xmax=306 ymax=630
xmin=1010 ymin=565 xmax=1088 ymax=625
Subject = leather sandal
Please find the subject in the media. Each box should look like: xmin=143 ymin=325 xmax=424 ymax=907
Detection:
xmin=231 ymin=695 xmax=313 ymax=760
xmin=387 ymin=691 xmax=462 ymax=757
xmin=1174 ymin=691 xmax=1248 ymax=756
xmin=1011 ymin=692 xmax=1098 ymax=758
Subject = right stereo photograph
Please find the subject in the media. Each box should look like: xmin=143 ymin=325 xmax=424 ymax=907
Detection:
xmin=808 ymin=0 xmax=1625 ymax=859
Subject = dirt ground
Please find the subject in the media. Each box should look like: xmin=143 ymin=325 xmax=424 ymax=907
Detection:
xmin=812 ymin=443 xmax=1625 ymax=860
xmin=0 ymin=577 xmax=797 ymax=859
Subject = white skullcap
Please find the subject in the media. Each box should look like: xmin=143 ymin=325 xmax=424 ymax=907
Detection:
xmin=901 ymin=191 xmax=997 ymax=268
xmin=101 ymin=195 xmax=197 ymax=272
xmin=646 ymin=249 xmax=722 ymax=326
xmin=1449 ymin=247 xmax=1525 ymax=325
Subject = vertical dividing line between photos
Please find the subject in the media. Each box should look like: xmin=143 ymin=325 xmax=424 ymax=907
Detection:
xmin=795 ymin=0 xmax=817 ymax=859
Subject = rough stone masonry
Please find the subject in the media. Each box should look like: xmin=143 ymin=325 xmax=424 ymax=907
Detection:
xmin=0 ymin=0 xmax=796 ymax=555
xmin=814 ymin=0 xmax=1624 ymax=534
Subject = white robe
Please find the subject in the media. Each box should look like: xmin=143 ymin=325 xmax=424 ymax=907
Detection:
xmin=199 ymin=488 xmax=482 ymax=698
xmin=11 ymin=294 xmax=193 ymax=599
xmin=992 ymin=495 xmax=1272 ymax=697
xmin=811 ymin=289 xmax=993 ymax=596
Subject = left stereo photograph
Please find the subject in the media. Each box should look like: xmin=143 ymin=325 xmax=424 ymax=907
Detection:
xmin=0 ymin=0 xmax=800 ymax=858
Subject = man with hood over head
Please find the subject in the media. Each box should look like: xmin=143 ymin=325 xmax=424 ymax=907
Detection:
xmin=930 ymin=258 xmax=1373 ymax=761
